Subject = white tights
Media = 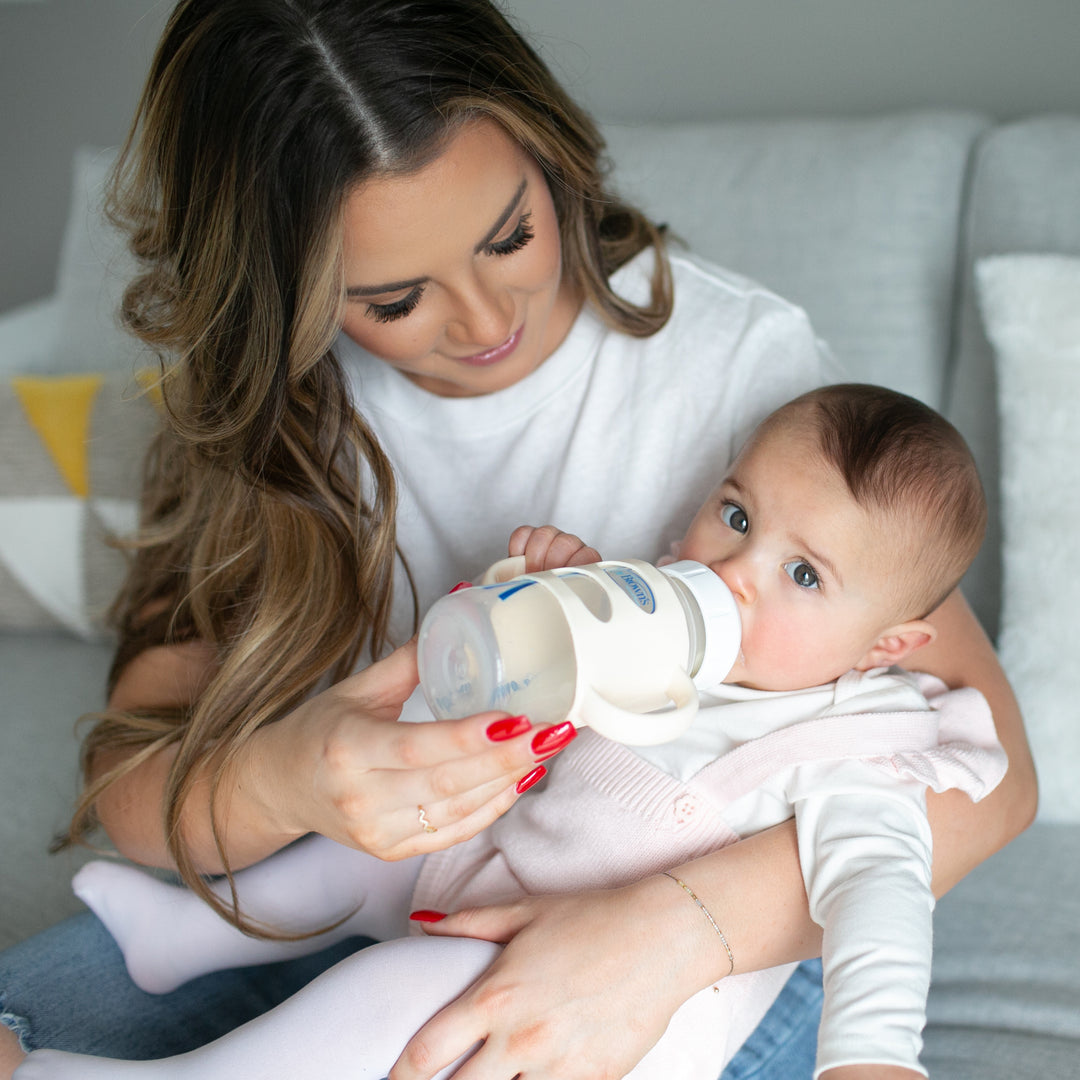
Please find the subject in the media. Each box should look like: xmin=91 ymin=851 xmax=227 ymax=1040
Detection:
xmin=71 ymin=835 xmax=421 ymax=994
xmin=15 ymin=836 xmax=748 ymax=1080
xmin=15 ymin=837 xmax=497 ymax=1079
xmin=16 ymin=936 xmax=497 ymax=1079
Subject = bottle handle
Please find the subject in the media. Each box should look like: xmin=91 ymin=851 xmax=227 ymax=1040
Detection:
xmin=480 ymin=555 xmax=528 ymax=585
xmin=579 ymin=667 xmax=699 ymax=746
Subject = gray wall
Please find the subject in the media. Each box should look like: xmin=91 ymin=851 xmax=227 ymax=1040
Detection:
xmin=3 ymin=0 xmax=1080 ymax=313
xmin=1 ymin=0 xmax=168 ymax=313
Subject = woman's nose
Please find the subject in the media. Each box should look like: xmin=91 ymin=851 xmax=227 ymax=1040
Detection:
xmin=448 ymin=275 xmax=513 ymax=348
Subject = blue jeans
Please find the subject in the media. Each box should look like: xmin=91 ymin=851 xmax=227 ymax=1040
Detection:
xmin=2 ymin=913 xmax=822 ymax=1076
xmin=720 ymin=959 xmax=823 ymax=1079
xmin=0 ymin=913 xmax=375 ymax=1059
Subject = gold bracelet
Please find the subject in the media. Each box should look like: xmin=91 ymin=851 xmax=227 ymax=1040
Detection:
xmin=663 ymin=872 xmax=735 ymax=977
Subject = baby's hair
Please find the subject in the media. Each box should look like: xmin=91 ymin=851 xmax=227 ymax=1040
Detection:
xmin=778 ymin=383 xmax=987 ymax=618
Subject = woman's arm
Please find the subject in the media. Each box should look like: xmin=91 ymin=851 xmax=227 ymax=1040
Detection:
xmin=92 ymin=527 xmax=601 ymax=873
xmin=92 ymin=640 xmax=563 ymax=874
xmin=391 ymin=589 xmax=1037 ymax=1079
xmin=912 ymin=589 xmax=1037 ymax=891
xmin=91 ymin=639 xmax=243 ymax=868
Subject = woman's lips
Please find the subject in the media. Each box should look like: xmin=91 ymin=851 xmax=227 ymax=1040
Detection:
xmin=455 ymin=325 xmax=523 ymax=367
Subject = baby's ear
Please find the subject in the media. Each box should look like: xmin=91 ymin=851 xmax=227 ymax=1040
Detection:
xmin=854 ymin=620 xmax=937 ymax=671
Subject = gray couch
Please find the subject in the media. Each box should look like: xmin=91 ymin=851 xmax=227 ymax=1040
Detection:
xmin=2 ymin=110 xmax=1079 ymax=1076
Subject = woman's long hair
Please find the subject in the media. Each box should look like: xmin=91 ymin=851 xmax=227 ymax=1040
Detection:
xmin=60 ymin=0 xmax=672 ymax=930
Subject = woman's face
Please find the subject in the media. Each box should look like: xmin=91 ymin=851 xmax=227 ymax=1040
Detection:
xmin=339 ymin=119 xmax=582 ymax=397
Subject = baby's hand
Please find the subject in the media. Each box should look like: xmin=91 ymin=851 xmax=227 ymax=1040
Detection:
xmin=509 ymin=525 xmax=601 ymax=573
xmin=656 ymin=538 xmax=683 ymax=567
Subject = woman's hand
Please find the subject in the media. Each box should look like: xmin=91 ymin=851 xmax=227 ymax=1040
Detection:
xmin=243 ymin=639 xmax=573 ymax=862
xmin=509 ymin=524 xmax=601 ymax=572
xmin=391 ymin=876 xmax=720 ymax=1080
xmin=95 ymin=634 xmax=574 ymax=874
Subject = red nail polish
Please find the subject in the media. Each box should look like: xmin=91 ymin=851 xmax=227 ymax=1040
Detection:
xmin=409 ymin=910 xmax=447 ymax=923
xmin=515 ymin=765 xmax=547 ymax=794
xmin=530 ymin=721 xmax=577 ymax=759
xmin=486 ymin=715 xmax=532 ymax=742
xmin=449 ymin=581 xmax=473 ymax=593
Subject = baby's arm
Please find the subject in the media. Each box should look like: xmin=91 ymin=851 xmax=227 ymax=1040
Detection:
xmin=793 ymin=763 xmax=935 ymax=1080
xmin=508 ymin=524 xmax=601 ymax=571
xmin=72 ymin=834 xmax=421 ymax=993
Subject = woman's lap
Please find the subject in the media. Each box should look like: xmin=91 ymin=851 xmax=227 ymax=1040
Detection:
xmin=2 ymin=913 xmax=822 ymax=1076
xmin=0 ymin=912 xmax=374 ymax=1058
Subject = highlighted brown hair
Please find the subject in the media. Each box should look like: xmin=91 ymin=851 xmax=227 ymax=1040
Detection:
xmin=59 ymin=0 xmax=672 ymax=933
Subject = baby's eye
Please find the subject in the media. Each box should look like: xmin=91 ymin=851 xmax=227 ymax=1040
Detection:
xmin=720 ymin=502 xmax=749 ymax=534
xmin=784 ymin=561 xmax=820 ymax=589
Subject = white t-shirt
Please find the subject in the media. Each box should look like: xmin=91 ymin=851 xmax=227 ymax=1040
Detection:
xmin=338 ymin=247 xmax=841 ymax=647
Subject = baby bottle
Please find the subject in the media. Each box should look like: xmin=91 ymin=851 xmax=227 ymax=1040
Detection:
xmin=417 ymin=557 xmax=740 ymax=746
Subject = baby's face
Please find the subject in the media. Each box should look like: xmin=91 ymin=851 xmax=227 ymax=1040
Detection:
xmin=678 ymin=423 xmax=903 ymax=691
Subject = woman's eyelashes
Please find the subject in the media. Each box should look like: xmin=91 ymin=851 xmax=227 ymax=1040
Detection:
xmin=484 ymin=211 xmax=534 ymax=257
xmin=367 ymin=285 xmax=425 ymax=324
xmin=363 ymin=212 xmax=535 ymax=324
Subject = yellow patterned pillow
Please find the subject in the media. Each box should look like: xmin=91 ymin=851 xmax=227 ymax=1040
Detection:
xmin=0 ymin=370 xmax=160 ymax=638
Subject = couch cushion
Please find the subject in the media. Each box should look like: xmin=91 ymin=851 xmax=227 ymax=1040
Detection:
xmin=947 ymin=115 xmax=1080 ymax=639
xmin=0 ymin=632 xmax=113 ymax=950
xmin=923 ymin=823 xmax=1080 ymax=1079
xmin=602 ymin=110 xmax=988 ymax=408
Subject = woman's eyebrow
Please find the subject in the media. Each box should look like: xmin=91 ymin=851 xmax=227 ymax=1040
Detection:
xmin=345 ymin=177 xmax=529 ymax=299
xmin=473 ymin=177 xmax=528 ymax=253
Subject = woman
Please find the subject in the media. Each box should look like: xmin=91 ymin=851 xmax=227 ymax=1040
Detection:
xmin=0 ymin=2 xmax=1035 ymax=1078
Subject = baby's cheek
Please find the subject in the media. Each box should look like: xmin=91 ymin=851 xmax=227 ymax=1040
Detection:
xmin=744 ymin=620 xmax=788 ymax=679
xmin=747 ymin=616 xmax=824 ymax=690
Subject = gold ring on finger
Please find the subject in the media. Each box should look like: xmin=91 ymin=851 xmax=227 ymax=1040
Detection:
xmin=417 ymin=804 xmax=437 ymax=834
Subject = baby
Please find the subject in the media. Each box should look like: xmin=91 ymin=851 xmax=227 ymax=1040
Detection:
xmin=22 ymin=384 xmax=1007 ymax=1080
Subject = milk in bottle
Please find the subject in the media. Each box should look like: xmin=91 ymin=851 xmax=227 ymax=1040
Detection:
xmin=417 ymin=558 xmax=740 ymax=746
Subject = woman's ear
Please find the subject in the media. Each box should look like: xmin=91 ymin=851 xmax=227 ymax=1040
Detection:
xmin=854 ymin=620 xmax=938 ymax=671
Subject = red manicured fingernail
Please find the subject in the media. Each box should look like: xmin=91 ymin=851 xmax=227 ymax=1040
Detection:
xmin=409 ymin=910 xmax=447 ymax=923
xmin=530 ymin=721 xmax=577 ymax=759
xmin=486 ymin=715 xmax=532 ymax=742
xmin=515 ymin=765 xmax=547 ymax=794
xmin=449 ymin=581 xmax=473 ymax=593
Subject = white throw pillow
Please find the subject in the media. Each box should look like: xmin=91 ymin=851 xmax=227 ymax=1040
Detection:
xmin=0 ymin=369 xmax=158 ymax=638
xmin=976 ymin=254 xmax=1080 ymax=823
